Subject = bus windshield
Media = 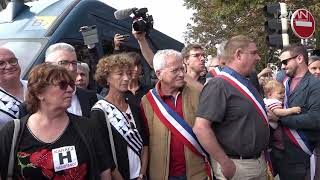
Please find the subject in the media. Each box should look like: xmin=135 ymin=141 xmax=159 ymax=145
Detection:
xmin=0 ymin=39 xmax=46 ymax=78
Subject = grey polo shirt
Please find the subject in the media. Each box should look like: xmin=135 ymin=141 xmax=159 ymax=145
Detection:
xmin=197 ymin=78 xmax=269 ymax=156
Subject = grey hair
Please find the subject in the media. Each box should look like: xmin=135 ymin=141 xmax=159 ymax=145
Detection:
xmin=77 ymin=62 xmax=90 ymax=76
xmin=45 ymin=42 xmax=76 ymax=61
xmin=153 ymin=49 xmax=182 ymax=72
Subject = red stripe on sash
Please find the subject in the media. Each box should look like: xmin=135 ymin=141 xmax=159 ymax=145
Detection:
xmin=218 ymin=75 xmax=268 ymax=125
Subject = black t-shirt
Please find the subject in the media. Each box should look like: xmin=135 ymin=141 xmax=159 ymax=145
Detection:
xmin=0 ymin=113 xmax=114 ymax=179
xmin=197 ymin=76 xmax=269 ymax=156
xmin=15 ymin=123 xmax=90 ymax=179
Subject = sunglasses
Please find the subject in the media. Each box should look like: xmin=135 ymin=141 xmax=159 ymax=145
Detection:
xmin=54 ymin=80 xmax=75 ymax=91
xmin=281 ymin=55 xmax=298 ymax=65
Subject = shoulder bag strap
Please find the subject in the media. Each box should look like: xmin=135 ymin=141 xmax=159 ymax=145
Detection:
xmin=7 ymin=119 xmax=20 ymax=179
xmin=102 ymin=110 xmax=118 ymax=167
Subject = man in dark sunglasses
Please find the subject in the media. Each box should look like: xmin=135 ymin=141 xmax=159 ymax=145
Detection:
xmin=44 ymin=43 xmax=98 ymax=117
xmin=0 ymin=47 xmax=28 ymax=129
xmin=271 ymin=44 xmax=320 ymax=180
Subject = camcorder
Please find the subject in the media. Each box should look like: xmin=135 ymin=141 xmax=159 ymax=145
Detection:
xmin=132 ymin=8 xmax=154 ymax=34
xmin=114 ymin=7 xmax=154 ymax=35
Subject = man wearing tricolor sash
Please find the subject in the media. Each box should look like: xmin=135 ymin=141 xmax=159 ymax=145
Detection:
xmin=271 ymin=45 xmax=320 ymax=180
xmin=0 ymin=48 xmax=27 ymax=129
xmin=141 ymin=49 xmax=213 ymax=180
xmin=194 ymin=35 xmax=270 ymax=180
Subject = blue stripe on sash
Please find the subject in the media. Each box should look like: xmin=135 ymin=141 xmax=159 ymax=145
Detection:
xmin=222 ymin=67 xmax=267 ymax=113
xmin=150 ymin=88 xmax=209 ymax=156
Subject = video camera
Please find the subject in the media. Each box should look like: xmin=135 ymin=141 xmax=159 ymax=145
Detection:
xmin=114 ymin=7 xmax=154 ymax=35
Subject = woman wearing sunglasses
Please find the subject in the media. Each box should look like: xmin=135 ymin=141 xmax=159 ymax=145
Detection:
xmin=0 ymin=63 xmax=114 ymax=179
xmin=91 ymin=53 xmax=148 ymax=180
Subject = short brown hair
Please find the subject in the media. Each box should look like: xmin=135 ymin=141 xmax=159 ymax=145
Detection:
xmin=95 ymin=53 xmax=133 ymax=87
xmin=223 ymin=35 xmax=254 ymax=62
xmin=263 ymin=80 xmax=284 ymax=98
xmin=281 ymin=44 xmax=308 ymax=65
xmin=181 ymin=44 xmax=203 ymax=59
xmin=26 ymin=63 xmax=74 ymax=113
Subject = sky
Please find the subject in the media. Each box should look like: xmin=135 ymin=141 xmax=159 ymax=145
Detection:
xmin=101 ymin=0 xmax=194 ymax=43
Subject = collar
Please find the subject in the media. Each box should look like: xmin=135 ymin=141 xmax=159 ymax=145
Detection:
xmin=155 ymin=82 xmax=183 ymax=99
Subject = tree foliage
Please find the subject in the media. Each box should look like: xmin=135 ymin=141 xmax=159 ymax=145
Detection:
xmin=183 ymin=0 xmax=320 ymax=70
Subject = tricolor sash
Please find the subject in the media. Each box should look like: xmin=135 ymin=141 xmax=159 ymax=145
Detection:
xmin=283 ymin=77 xmax=315 ymax=179
xmin=92 ymin=100 xmax=143 ymax=156
xmin=209 ymin=67 xmax=222 ymax=77
xmin=145 ymin=88 xmax=213 ymax=179
xmin=216 ymin=68 xmax=268 ymax=125
xmin=283 ymin=77 xmax=313 ymax=155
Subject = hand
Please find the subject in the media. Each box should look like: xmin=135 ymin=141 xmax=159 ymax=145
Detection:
xmin=258 ymin=67 xmax=272 ymax=79
xmin=221 ymin=158 xmax=236 ymax=179
xmin=113 ymin=34 xmax=125 ymax=50
xmin=132 ymin=30 xmax=146 ymax=42
xmin=267 ymin=108 xmax=279 ymax=122
xmin=290 ymin=106 xmax=301 ymax=114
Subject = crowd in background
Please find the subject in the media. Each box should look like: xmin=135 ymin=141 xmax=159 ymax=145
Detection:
xmin=0 ymin=29 xmax=320 ymax=180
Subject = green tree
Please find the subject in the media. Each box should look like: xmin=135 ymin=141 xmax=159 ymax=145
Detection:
xmin=183 ymin=0 xmax=320 ymax=70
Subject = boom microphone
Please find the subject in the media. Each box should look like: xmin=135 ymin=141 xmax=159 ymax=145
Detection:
xmin=114 ymin=8 xmax=136 ymax=20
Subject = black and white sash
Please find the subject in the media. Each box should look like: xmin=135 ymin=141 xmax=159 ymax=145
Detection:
xmin=0 ymin=88 xmax=21 ymax=119
xmin=92 ymin=100 xmax=143 ymax=156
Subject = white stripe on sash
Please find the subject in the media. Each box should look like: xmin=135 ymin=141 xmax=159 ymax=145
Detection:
xmin=219 ymin=71 xmax=268 ymax=124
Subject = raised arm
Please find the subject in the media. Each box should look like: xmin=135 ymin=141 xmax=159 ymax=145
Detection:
xmin=132 ymin=30 xmax=154 ymax=68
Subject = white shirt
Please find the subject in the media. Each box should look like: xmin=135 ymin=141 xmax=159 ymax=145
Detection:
xmin=67 ymin=91 xmax=82 ymax=116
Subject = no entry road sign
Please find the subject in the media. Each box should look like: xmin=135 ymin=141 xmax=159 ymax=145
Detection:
xmin=291 ymin=9 xmax=315 ymax=39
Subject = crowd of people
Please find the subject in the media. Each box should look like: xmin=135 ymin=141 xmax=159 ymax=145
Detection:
xmin=0 ymin=29 xmax=320 ymax=180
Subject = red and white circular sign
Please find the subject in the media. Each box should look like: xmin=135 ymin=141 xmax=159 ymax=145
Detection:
xmin=291 ymin=9 xmax=315 ymax=39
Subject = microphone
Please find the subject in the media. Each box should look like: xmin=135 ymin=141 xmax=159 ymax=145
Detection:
xmin=114 ymin=8 xmax=136 ymax=20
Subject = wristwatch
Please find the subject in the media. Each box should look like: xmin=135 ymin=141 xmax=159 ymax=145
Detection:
xmin=138 ymin=174 xmax=146 ymax=179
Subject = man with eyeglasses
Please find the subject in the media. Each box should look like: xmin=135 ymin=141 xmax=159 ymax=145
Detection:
xmin=181 ymin=44 xmax=207 ymax=85
xmin=0 ymin=48 xmax=27 ymax=129
xmin=44 ymin=42 xmax=98 ymax=117
xmin=270 ymin=44 xmax=320 ymax=180
xmin=140 ymin=49 xmax=213 ymax=180
xmin=194 ymin=35 xmax=269 ymax=180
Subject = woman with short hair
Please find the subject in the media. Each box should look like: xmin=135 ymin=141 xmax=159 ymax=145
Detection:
xmin=0 ymin=63 xmax=114 ymax=179
xmin=91 ymin=53 xmax=148 ymax=180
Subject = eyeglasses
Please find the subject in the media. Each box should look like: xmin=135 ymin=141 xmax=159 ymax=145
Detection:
xmin=54 ymin=80 xmax=75 ymax=91
xmin=189 ymin=53 xmax=207 ymax=59
xmin=58 ymin=60 xmax=78 ymax=67
xmin=281 ymin=55 xmax=298 ymax=65
xmin=168 ymin=67 xmax=185 ymax=75
xmin=0 ymin=58 xmax=18 ymax=69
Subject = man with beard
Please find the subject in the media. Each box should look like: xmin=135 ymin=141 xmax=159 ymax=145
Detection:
xmin=0 ymin=48 xmax=27 ymax=129
xmin=140 ymin=49 xmax=213 ymax=180
xmin=270 ymin=44 xmax=320 ymax=180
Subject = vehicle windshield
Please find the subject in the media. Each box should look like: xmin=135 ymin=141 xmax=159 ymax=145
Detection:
xmin=0 ymin=39 xmax=45 ymax=78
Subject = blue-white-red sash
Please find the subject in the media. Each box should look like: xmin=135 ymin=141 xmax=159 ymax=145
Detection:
xmin=145 ymin=88 xmax=213 ymax=179
xmin=283 ymin=77 xmax=313 ymax=155
xmin=283 ymin=77 xmax=315 ymax=180
xmin=216 ymin=70 xmax=268 ymax=125
xmin=209 ymin=67 xmax=222 ymax=77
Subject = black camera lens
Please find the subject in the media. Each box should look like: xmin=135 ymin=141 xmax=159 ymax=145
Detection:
xmin=132 ymin=19 xmax=147 ymax=32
